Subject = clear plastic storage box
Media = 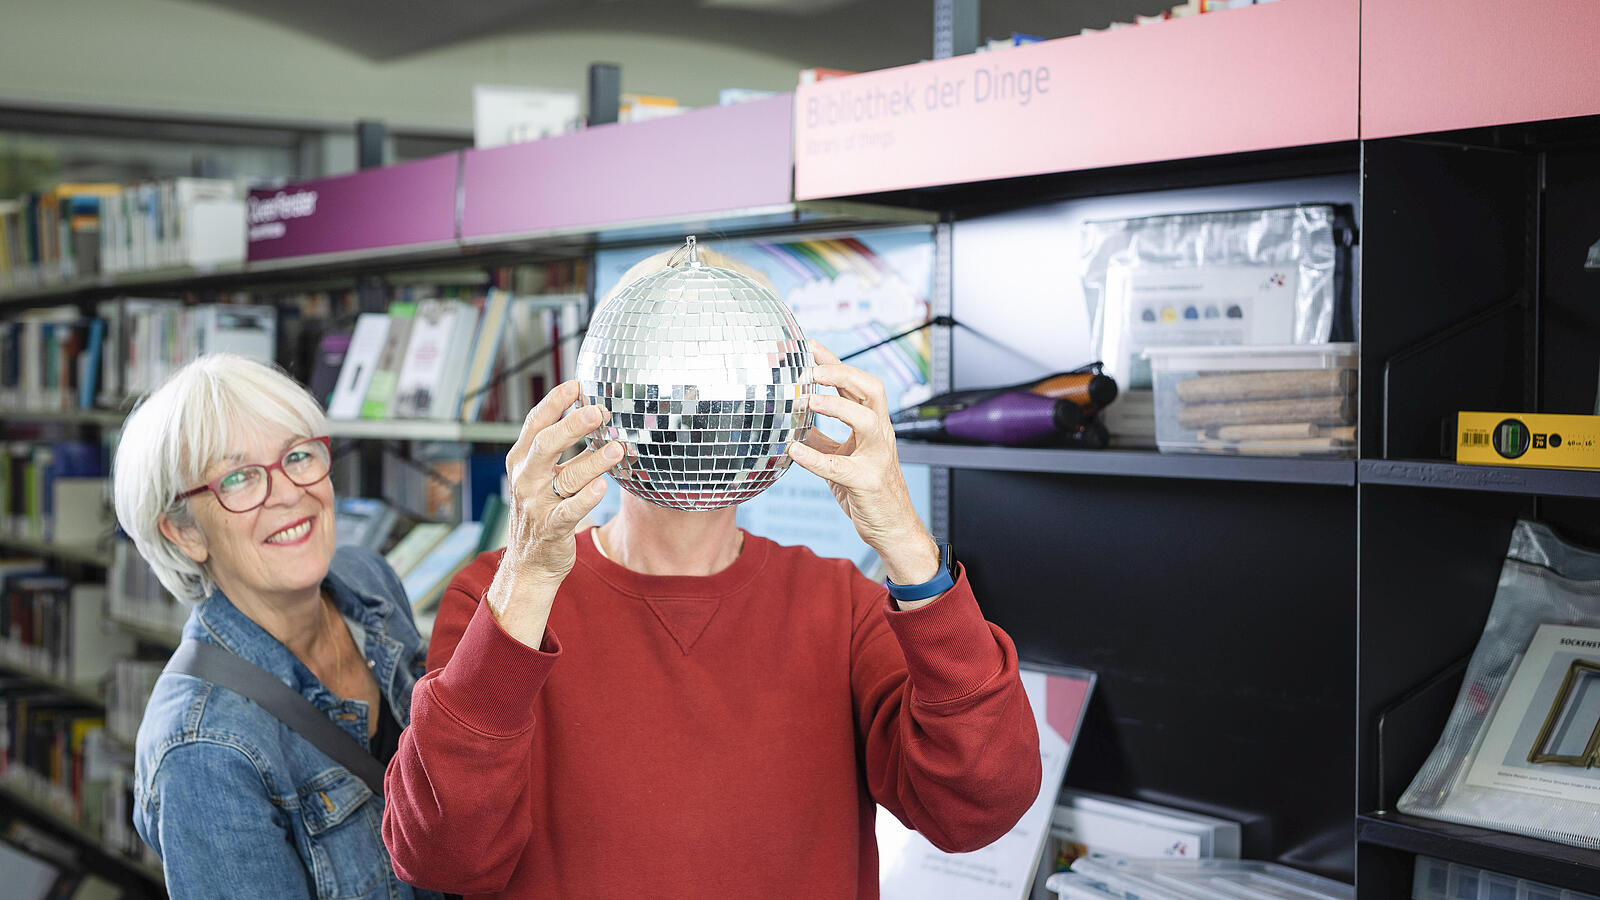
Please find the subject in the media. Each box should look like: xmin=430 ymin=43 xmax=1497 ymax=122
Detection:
xmin=1412 ymin=856 xmax=1596 ymax=900
xmin=1047 ymin=857 xmax=1354 ymax=900
xmin=1143 ymin=343 xmax=1358 ymax=457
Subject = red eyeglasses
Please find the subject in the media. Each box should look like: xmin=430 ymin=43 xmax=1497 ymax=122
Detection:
xmin=177 ymin=436 xmax=333 ymax=513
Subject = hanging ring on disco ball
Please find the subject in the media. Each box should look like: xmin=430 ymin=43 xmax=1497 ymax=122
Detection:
xmin=573 ymin=235 xmax=816 ymax=511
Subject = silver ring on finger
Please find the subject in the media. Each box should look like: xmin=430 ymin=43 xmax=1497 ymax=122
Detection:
xmin=550 ymin=475 xmax=573 ymax=500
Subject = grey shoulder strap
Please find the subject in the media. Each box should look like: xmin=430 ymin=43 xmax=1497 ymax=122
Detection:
xmin=164 ymin=640 xmax=386 ymax=795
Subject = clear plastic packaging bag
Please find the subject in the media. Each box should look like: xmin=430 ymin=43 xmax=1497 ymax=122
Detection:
xmin=1080 ymin=205 xmax=1344 ymax=390
xmin=1397 ymin=520 xmax=1600 ymax=849
xmin=1046 ymin=858 xmax=1352 ymax=900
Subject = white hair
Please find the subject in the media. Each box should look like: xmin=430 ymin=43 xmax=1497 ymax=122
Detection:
xmin=113 ymin=353 xmax=330 ymax=604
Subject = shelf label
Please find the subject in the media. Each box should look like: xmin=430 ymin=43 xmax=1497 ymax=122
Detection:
xmin=794 ymin=0 xmax=1357 ymax=199
xmin=247 ymin=154 xmax=460 ymax=262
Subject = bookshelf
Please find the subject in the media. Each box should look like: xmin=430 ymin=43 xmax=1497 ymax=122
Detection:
xmin=323 ymin=419 xmax=525 ymax=443
xmin=0 ymin=782 xmax=165 ymax=887
xmin=1 ymin=409 xmax=129 ymax=428
xmin=0 ymin=662 xmax=104 ymax=707
xmin=0 ymin=412 xmax=526 ymax=444
xmin=0 ymin=537 xmax=113 ymax=568
xmin=107 ymin=615 xmax=182 ymax=650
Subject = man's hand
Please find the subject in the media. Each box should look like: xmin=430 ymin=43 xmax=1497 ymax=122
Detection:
xmin=786 ymin=344 xmax=941 ymax=590
xmin=487 ymin=381 xmax=621 ymax=646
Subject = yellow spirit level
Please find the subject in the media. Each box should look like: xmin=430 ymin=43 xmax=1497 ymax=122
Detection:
xmin=1456 ymin=411 xmax=1600 ymax=470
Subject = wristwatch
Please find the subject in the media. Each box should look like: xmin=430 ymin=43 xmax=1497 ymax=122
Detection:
xmin=885 ymin=540 xmax=957 ymax=603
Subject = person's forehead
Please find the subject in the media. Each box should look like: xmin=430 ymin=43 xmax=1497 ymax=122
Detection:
xmin=202 ymin=425 xmax=303 ymax=472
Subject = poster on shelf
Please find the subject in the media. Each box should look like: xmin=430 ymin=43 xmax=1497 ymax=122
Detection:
xmin=590 ymin=227 xmax=936 ymax=573
xmin=877 ymin=663 xmax=1095 ymax=900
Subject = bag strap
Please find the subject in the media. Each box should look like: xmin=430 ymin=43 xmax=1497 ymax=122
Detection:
xmin=164 ymin=640 xmax=386 ymax=795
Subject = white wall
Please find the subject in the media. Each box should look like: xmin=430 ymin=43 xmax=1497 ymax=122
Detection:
xmin=0 ymin=0 xmax=809 ymax=133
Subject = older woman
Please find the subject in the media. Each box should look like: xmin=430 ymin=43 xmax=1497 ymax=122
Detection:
xmin=113 ymin=353 xmax=441 ymax=900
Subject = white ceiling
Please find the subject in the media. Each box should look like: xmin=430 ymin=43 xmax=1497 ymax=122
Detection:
xmin=178 ymin=0 xmax=1176 ymax=69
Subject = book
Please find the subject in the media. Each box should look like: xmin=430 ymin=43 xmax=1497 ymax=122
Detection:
xmin=1048 ymin=789 xmax=1241 ymax=862
xmin=392 ymin=300 xmax=460 ymax=419
xmin=360 ymin=301 xmax=416 ymax=420
xmin=798 ymin=67 xmax=856 ymax=84
xmin=430 ymin=301 xmax=482 ymax=421
xmin=400 ymin=521 xmax=484 ymax=610
xmin=475 ymin=494 xmax=510 ymax=556
xmin=307 ymin=327 xmax=353 ymax=410
xmin=333 ymin=497 xmax=400 ymax=552
xmin=191 ymin=304 xmax=276 ymax=361
xmin=384 ymin=522 xmax=452 ymax=578
xmin=459 ymin=289 xmax=513 ymax=422
xmin=327 ymin=313 xmax=389 ymax=419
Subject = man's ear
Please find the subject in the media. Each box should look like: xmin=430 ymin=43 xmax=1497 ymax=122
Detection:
xmin=159 ymin=513 xmax=209 ymax=565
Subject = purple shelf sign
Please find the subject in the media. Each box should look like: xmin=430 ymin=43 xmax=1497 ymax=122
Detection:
xmin=247 ymin=154 xmax=461 ymax=262
xmin=461 ymin=95 xmax=794 ymax=241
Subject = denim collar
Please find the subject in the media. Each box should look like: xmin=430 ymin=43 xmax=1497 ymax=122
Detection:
xmin=185 ymin=548 xmax=406 ymax=717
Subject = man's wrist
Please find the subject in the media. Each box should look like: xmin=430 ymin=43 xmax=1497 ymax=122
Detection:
xmin=879 ymin=533 xmax=941 ymax=587
xmin=884 ymin=538 xmax=955 ymax=610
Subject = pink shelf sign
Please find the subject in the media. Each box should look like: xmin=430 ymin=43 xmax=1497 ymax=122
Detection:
xmin=246 ymin=154 xmax=460 ymax=262
xmin=794 ymin=0 xmax=1357 ymax=200
xmin=1362 ymin=0 xmax=1600 ymax=139
xmin=460 ymin=95 xmax=794 ymax=241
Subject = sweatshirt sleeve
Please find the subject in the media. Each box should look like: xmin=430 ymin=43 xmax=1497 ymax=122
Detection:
xmin=382 ymin=565 xmax=560 ymax=894
xmin=853 ymin=563 xmax=1042 ymax=853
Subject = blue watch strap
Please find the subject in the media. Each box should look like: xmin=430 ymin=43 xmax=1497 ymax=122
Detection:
xmin=885 ymin=541 xmax=956 ymax=602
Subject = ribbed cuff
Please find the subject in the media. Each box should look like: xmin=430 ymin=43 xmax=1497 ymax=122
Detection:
xmin=882 ymin=565 xmax=1006 ymax=704
xmin=429 ymin=598 xmax=561 ymax=737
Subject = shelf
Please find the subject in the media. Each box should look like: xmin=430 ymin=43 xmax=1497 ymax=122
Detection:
xmin=1358 ymin=812 xmax=1600 ymax=893
xmin=0 ymin=202 xmax=931 ymax=313
xmin=324 ymin=418 xmax=524 ymax=443
xmin=0 ymin=782 xmax=164 ymax=886
xmin=0 ymin=661 xmax=105 ymax=707
xmin=1359 ymin=460 xmax=1600 ymax=499
xmin=0 ymin=408 xmax=128 ymax=427
xmin=0 ymin=410 xmax=521 ymax=443
xmin=0 ymin=536 xmax=113 ymax=567
xmin=897 ymin=442 xmax=1357 ymax=486
xmin=110 ymin=615 xmax=182 ymax=649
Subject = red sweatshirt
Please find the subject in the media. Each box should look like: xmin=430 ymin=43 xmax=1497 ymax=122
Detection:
xmin=383 ymin=529 xmax=1040 ymax=899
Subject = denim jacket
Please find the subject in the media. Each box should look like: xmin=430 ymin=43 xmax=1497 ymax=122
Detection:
xmin=134 ymin=546 xmax=444 ymax=900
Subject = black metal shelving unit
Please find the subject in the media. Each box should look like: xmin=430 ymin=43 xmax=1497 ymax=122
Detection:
xmin=1355 ymin=114 xmax=1600 ymax=897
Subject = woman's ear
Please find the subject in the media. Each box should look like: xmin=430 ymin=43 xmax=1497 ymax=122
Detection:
xmin=159 ymin=513 xmax=209 ymax=565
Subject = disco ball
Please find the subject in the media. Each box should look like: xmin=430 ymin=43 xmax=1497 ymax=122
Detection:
xmin=575 ymin=236 xmax=815 ymax=510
